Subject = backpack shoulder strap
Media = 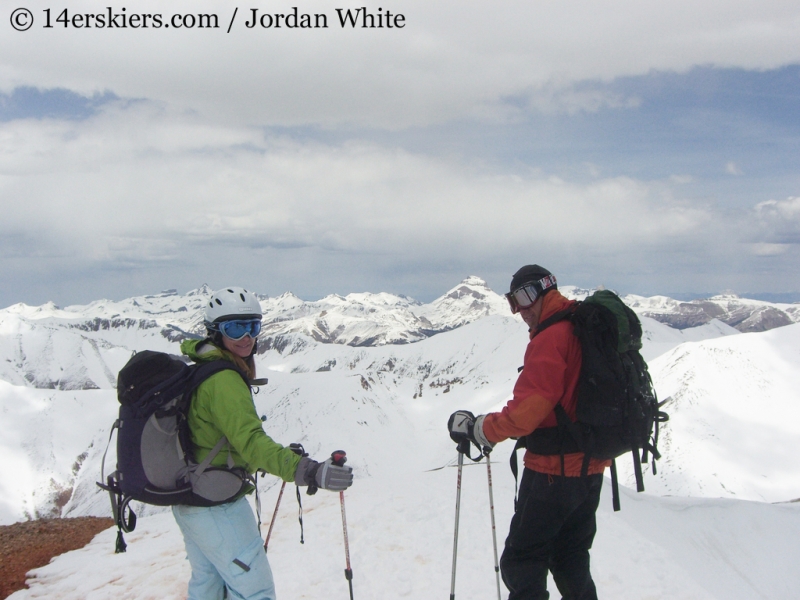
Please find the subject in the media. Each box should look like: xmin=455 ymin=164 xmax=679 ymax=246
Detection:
xmin=179 ymin=360 xmax=250 ymax=467
xmin=533 ymin=303 xmax=578 ymax=337
xmin=184 ymin=359 xmax=249 ymax=401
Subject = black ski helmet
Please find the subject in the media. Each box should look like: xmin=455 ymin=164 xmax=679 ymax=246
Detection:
xmin=509 ymin=265 xmax=557 ymax=297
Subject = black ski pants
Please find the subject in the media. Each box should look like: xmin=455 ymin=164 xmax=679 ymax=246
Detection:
xmin=500 ymin=469 xmax=603 ymax=600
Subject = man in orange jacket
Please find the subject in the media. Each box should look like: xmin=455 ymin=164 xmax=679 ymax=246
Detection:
xmin=448 ymin=265 xmax=608 ymax=600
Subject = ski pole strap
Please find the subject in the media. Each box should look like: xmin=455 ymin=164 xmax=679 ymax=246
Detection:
xmin=288 ymin=443 xmax=322 ymax=497
xmin=289 ymin=443 xmax=307 ymax=457
xmin=457 ymin=438 xmax=484 ymax=463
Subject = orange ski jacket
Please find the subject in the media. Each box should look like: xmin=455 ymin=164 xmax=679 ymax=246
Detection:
xmin=482 ymin=290 xmax=611 ymax=476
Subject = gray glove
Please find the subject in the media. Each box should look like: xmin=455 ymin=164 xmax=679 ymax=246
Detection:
xmin=316 ymin=456 xmax=353 ymax=491
xmin=448 ymin=410 xmax=495 ymax=453
xmin=294 ymin=455 xmax=354 ymax=494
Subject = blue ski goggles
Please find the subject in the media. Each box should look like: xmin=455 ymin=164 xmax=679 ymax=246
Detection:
xmin=505 ymin=275 xmax=557 ymax=314
xmin=217 ymin=319 xmax=262 ymax=340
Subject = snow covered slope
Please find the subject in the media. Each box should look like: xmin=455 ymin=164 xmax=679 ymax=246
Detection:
xmin=0 ymin=314 xmax=794 ymax=525
xmin=8 ymin=471 xmax=800 ymax=600
xmin=638 ymin=315 xmax=739 ymax=362
xmin=617 ymin=322 xmax=800 ymax=503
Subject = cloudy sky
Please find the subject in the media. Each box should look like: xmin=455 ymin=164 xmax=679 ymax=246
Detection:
xmin=1 ymin=0 xmax=799 ymax=308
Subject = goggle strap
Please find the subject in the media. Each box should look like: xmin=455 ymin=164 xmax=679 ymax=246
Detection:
xmin=507 ymin=275 xmax=557 ymax=313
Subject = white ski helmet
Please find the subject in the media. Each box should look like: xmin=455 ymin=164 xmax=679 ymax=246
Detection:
xmin=204 ymin=287 xmax=262 ymax=324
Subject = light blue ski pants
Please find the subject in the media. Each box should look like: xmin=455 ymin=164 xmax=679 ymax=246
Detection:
xmin=173 ymin=496 xmax=276 ymax=600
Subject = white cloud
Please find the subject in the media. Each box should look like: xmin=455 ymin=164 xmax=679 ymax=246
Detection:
xmin=750 ymin=243 xmax=790 ymax=256
xmin=502 ymin=81 xmax=641 ymax=118
xmin=756 ymin=197 xmax=800 ymax=219
xmin=736 ymin=197 xmax=800 ymax=252
xmin=726 ymin=162 xmax=742 ymax=175
xmin=1 ymin=1 xmax=799 ymax=304
xmin=0 ymin=104 xmax=714 ymax=272
xmin=2 ymin=1 xmax=800 ymax=128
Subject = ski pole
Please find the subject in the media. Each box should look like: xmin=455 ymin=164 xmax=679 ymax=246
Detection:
xmin=485 ymin=451 xmax=501 ymax=600
xmin=264 ymin=481 xmax=286 ymax=552
xmin=262 ymin=442 xmax=309 ymax=552
xmin=450 ymin=441 xmax=468 ymax=600
xmin=332 ymin=450 xmax=354 ymax=600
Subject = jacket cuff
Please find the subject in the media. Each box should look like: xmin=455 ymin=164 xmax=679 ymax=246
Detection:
xmin=294 ymin=457 xmax=320 ymax=486
xmin=479 ymin=413 xmax=502 ymax=444
xmin=474 ymin=414 xmax=495 ymax=449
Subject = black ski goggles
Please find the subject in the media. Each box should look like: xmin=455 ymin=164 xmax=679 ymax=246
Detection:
xmin=218 ymin=319 xmax=262 ymax=340
xmin=505 ymin=275 xmax=557 ymax=314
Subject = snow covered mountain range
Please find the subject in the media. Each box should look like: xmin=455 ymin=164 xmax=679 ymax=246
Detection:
xmin=2 ymin=277 xmax=799 ymax=598
xmin=2 ymin=275 xmax=793 ymax=392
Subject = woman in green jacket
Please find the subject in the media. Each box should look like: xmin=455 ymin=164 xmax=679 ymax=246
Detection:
xmin=173 ymin=286 xmax=353 ymax=600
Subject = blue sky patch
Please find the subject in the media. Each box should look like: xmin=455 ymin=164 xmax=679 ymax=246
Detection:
xmin=0 ymin=86 xmax=117 ymax=122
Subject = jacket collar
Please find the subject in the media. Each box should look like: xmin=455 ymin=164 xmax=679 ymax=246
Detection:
xmin=529 ymin=290 xmax=575 ymax=338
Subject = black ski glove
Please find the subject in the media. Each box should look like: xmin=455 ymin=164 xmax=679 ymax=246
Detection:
xmin=448 ymin=410 xmax=495 ymax=453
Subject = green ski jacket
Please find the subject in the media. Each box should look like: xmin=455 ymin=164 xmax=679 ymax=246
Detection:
xmin=180 ymin=339 xmax=301 ymax=483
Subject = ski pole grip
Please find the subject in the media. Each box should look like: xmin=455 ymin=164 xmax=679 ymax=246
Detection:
xmin=457 ymin=439 xmax=471 ymax=456
xmin=331 ymin=450 xmax=347 ymax=467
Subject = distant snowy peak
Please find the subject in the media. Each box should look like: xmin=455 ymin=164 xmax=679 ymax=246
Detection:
xmin=559 ymin=286 xmax=596 ymax=301
xmin=625 ymin=293 xmax=800 ymax=332
xmin=259 ymin=289 xmax=425 ymax=346
xmin=258 ymin=277 xmax=508 ymax=347
xmin=413 ymin=276 xmax=508 ymax=330
xmin=180 ymin=278 xmax=500 ymax=348
xmin=439 ymin=276 xmax=502 ymax=307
